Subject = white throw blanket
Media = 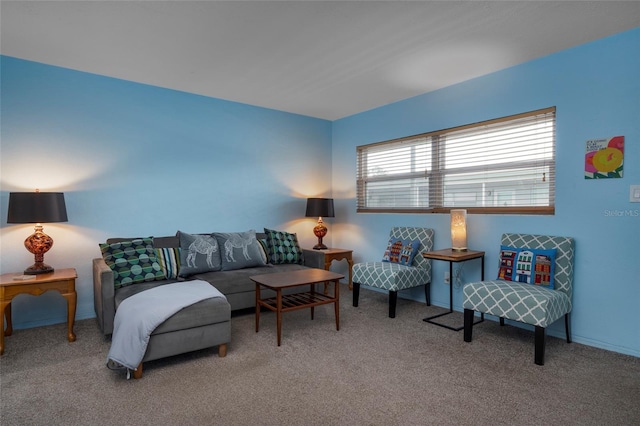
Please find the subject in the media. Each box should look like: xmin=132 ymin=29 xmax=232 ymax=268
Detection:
xmin=106 ymin=280 xmax=225 ymax=372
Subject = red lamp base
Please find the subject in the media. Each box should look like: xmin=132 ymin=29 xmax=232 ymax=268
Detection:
xmin=23 ymin=225 xmax=55 ymax=275
xmin=24 ymin=263 xmax=54 ymax=275
xmin=313 ymin=218 xmax=328 ymax=250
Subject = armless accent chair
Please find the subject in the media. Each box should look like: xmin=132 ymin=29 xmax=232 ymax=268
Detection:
xmin=463 ymin=233 xmax=575 ymax=365
xmin=352 ymin=227 xmax=434 ymax=318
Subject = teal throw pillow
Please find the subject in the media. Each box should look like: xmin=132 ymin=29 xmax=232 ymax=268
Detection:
xmin=497 ymin=245 xmax=557 ymax=289
xmin=99 ymin=238 xmax=165 ymax=289
xmin=263 ymin=228 xmax=305 ymax=265
xmin=177 ymin=231 xmax=222 ymax=277
xmin=213 ymin=230 xmax=267 ymax=271
xmin=382 ymin=237 xmax=421 ymax=266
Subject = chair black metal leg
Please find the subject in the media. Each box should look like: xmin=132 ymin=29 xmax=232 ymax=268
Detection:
xmin=424 ymin=282 xmax=431 ymax=306
xmin=565 ymin=314 xmax=572 ymax=343
xmin=463 ymin=309 xmax=474 ymax=342
xmin=389 ymin=291 xmax=397 ymax=318
xmin=535 ymin=326 xmax=546 ymax=366
xmin=352 ymin=282 xmax=360 ymax=307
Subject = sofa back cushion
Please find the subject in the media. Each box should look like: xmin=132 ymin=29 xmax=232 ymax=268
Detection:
xmin=153 ymin=236 xmax=179 ymax=248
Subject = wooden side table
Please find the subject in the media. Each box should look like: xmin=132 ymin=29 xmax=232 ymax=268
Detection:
xmin=0 ymin=268 xmax=77 ymax=355
xmin=421 ymin=249 xmax=485 ymax=331
xmin=316 ymin=248 xmax=353 ymax=291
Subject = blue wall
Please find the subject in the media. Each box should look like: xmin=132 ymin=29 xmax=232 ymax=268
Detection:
xmin=1 ymin=27 xmax=639 ymax=357
xmin=0 ymin=56 xmax=332 ymax=328
xmin=332 ymin=27 xmax=640 ymax=356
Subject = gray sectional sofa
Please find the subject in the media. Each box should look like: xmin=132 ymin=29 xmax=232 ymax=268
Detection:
xmin=93 ymin=230 xmax=324 ymax=378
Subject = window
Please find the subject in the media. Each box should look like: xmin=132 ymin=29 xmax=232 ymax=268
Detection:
xmin=356 ymin=107 xmax=556 ymax=214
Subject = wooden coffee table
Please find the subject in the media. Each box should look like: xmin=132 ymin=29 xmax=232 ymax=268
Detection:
xmin=251 ymin=268 xmax=344 ymax=346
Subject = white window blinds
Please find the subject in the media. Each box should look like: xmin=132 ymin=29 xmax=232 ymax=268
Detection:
xmin=356 ymin=107 xmax=556 ymax=214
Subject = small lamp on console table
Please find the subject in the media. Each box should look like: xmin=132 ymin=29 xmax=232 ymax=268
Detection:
xmin=7 ymin=190 xmax=68 ymax=274
xmin=305 ymin=197 xmax=334 ymax=250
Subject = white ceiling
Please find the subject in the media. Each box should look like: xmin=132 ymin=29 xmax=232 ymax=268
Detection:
xmin=2 ymin=1 xmax=639 ymax=120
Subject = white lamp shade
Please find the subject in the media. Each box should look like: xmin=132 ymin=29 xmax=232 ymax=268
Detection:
xmin=451 ymin=209 xmax=467 ymax=251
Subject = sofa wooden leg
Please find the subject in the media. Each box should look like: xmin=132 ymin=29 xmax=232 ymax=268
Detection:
xmin=565 ymin=314 xmax=572 ymax=343
xmin=218 ymin=343 xmax=228 ymax=358
xmin=463 ymin=309 xmax=474 ymax=342
xmin=389 ymin=291 xmax=397 ymax=318
xmin=500 ymin=317 xmax=505 ymax=326
xmin=352 ymin=282 xmax=360 ymax=307
xmin=535 ymin=326 xmax=546 ymax=366
xmin=133 ymin=363 xmax=143 ymax=379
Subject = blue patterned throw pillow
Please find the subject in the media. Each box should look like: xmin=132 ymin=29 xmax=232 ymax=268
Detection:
xmin=263 ymin=228 xmax=305 ymax=265
xmin=382 ymin=237 xmax=421 ymax=266
xmin=99 ymin=238 xmax=165 ymax=289
xmin=497 ymin=245 xmax=557 ymax=289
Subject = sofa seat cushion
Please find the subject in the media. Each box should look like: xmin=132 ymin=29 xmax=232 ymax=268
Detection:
xmin=152 ymin=296 xmax=230 ymax=335
xmin=115 ymin=281 xmax=231 ymax=335
xmin=463 ymin=280 xmax=571 ymax=328
xmin=115 ymin=280 xmax=177 ymax=308
xmin=353 ymin=261 xmax=431 ymax=292
xmin=192 ymin=263 xmax=310 ymax=295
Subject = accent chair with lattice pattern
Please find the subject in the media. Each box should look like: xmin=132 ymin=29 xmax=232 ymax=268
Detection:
xmin=463 ymin=233 xmax=575 ymax=365
xmin=352 ymin=227 xmax=434 ymax=318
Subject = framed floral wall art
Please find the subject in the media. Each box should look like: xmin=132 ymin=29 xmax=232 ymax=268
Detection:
xmin=585 ymin=136 xmax=624 ymax=179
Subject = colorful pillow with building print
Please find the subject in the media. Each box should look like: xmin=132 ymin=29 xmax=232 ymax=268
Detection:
xmin=263 ymin=228 xmax=305 ymax=265
xmin=382 ymin=237 xmax=421 ymax=266
xmin=99 ymin=238 xmax=165 ymax=289
xmin=497 ymin=245 xmax=557 ymax=289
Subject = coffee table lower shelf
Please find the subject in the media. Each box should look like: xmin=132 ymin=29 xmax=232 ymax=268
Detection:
xmin=258 ymin=292 xmax=337 ymax=312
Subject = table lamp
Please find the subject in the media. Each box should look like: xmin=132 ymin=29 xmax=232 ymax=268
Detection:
xmin=7 ymin=190 xmax=68 ymax=274
xmin=450 ymin=209 xmax=467 ymax=252
xmin=305 ymin=198 xmax=334 ymax=250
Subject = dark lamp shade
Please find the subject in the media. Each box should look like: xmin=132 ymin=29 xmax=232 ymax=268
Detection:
xmin=305 ymin=198 xmax=334 ymax=218
xmin=7 ymin=192 xmax=68 ymax=223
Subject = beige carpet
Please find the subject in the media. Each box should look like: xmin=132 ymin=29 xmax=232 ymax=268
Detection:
xmin=1 ymin=285 xmax=638 ymax=425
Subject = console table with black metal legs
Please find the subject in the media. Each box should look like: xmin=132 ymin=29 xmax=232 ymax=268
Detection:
xmin=422 ymin=249 xmax=485 ymax=332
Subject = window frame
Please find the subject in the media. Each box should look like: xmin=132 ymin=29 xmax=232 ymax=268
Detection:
xmin=356 ymin=107 xmax=556 ymax=215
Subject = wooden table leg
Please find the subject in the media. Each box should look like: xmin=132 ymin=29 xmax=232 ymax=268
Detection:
xmin=310 ymin=283 xmax=315 ymax=320
xmin=276 ymin=289 xmax=282 ymax=346
xmin=62 ymin=291 xmax=77 ymax=342
xmin=347 ymin=258 xmax=354 ymax=290
xmin=334 ymin=279 xmax=340 ymax=331
xmin=4 ymin=302 xmax=12 ymax=336
xmin=0 ymin=301 xmax=9 ymax=355
xmin=324 ymin=259 xmax=332 ymax=294
xmin=255 ymin=283 xmax=260 ymax=332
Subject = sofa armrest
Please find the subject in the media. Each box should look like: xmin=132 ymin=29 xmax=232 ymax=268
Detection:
xmin=302 ymin=249 xmax=325 ymax=269
xmin=93 ymin=257 xmax=115 ymax=336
